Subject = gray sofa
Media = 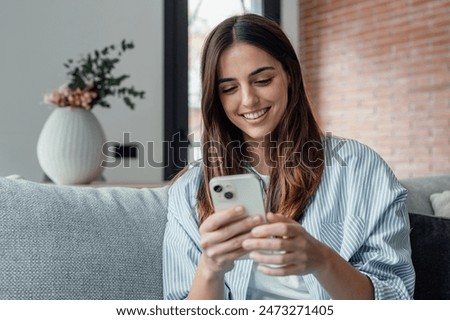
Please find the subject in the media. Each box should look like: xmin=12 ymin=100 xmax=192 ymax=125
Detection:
xmin=0 ymin=175 xmax=449 ymax=300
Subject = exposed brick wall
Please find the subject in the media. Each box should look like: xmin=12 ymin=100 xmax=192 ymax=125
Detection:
xmin=298 ymin=0 xmax=450 ymax=178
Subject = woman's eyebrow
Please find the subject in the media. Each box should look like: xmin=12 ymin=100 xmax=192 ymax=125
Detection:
xmin=249 ymin=66 xmax=275 ymax=76
xmin=217 ymin=66 xmax=275 ymax=84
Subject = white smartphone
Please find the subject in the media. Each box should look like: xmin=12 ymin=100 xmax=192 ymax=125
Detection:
xmin=209 ymin=174 xmax=287 ymax=264
xmin=209 ymin=173 xmax=266 ymax=218
xmin=209 ymin=173 xmax=267 ymax=260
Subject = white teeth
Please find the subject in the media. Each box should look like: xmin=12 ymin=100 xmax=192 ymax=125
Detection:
xmin=242 ymin=108 xmax=269 ymax=120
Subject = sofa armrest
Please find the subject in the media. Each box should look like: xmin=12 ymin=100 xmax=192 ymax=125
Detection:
xmin=400 ymin=175 xmax=450 ymax=215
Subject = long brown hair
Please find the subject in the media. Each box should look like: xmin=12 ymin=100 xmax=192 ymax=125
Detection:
xmin=191 ymin=14 xmax=324 ymax=223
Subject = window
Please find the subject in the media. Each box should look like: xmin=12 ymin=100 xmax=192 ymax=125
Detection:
xmin=188 ymin=0 xmax=263 ymax=162
xmin=164 ymin=0 xmax=280 ymax=180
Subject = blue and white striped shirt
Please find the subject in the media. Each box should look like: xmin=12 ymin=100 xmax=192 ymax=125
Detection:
xmin=163 ymin=137 xmax=415 ymax=299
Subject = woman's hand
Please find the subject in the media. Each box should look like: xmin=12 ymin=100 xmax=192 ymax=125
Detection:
xmin=199 ymin=206 xmax=265 ymax=278
xmin=241 ymin=212 xmax=330 ymax=276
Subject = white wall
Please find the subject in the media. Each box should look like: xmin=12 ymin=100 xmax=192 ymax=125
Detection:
xmin=0 ymin=0 xmax=164 ymax=183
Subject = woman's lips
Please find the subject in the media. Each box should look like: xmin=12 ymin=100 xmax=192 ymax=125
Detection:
xmin=241 ymin=107 xmax=270 ymax=120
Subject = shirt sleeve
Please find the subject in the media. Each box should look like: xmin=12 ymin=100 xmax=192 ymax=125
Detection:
xmin=162 ymin=166 xmax=233 ymax=299
xmin=162 ymin=168 xmax=202 ymax=299
xmin=344 ymin=141 xmax=415 ymax=299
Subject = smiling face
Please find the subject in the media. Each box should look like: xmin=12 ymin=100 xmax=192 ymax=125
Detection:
xmin=217 ymin=42 xmax=290 ymax=143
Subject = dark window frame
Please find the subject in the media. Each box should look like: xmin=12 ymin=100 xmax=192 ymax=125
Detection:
xmin=164 ymin=0 xmax=280 ymax=180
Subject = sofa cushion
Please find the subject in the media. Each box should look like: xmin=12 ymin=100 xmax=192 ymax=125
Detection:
xmin=400 ymin=175 xmax=450 ymax=215
xmin=0 ymin=178 xmax=168 ymax=300
xmin=430 ymin=191 xmax=450 ymax=218
xmin=409 ymin=213 xmax=450 ymax=299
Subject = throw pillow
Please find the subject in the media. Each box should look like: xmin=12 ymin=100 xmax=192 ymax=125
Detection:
xmin=409 ymin=213 xmax=450 ymax=299
xmin=430 ymin=191 xmax=450 ymax=218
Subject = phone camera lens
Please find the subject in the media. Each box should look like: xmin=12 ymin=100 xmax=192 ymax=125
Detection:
xmin=213 ymin=185 xmax=223 ymax=193
xmin=224 ymin=191 xmax=233 ymax=199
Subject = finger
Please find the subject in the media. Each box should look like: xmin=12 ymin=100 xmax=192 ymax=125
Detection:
xmin=249 ymin=251 xmax=299 ymax=266
xmin=207 ymin=246 xmax=249 ymax=262
xmin=242 ymin=237 xmax=296 ymax=252
xmin=203 ymin=230 xmax=256 ymax=257
xmin=266 ymin=212 xmax=291 ymax=223
xmin=251 ymin=221 xmax=301 ymax=238
xmin=201 ymin=215 xmax=265 ymax=247
xmin=200 ymin=206 xmax=246 ymax=232
xmin=202 ymin=247 xmax=247 ymax=273
xmin=256 ymin=263 xmax=305 ymax=276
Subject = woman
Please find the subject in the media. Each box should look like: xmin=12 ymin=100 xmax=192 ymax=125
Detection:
xmin=163 ymin=14 xmax=415 ymax=300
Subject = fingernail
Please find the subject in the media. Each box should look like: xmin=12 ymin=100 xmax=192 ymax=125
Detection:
xmin=252 ymin=215 xmax=261 ymax=222
xmin=252 ymin=230 xmax=261 ymax=237
xmin=235 ymin=206 xmax=244 ymax=214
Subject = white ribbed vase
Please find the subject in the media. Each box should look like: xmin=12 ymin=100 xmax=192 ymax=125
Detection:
xmin=37 ymin=107 xmax=106 ymax=185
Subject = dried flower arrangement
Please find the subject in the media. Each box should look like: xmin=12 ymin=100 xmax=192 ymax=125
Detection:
xmin=43 ymin=39 xmax=145 ymax=110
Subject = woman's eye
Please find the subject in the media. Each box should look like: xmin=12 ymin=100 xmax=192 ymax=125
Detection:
xmin=221 ymin=86 xmax=237 ymax=94
xmin=255 ymin=78 xmax=272 ymax=85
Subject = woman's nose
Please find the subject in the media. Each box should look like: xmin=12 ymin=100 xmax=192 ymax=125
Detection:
xmin=241 ymin=86 xmax=259 ymax=108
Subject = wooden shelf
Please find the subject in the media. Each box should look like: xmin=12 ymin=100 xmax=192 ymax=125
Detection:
xmin=87 ymin=181 xmax=168 ymax=188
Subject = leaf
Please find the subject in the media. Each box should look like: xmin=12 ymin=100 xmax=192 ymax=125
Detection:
xmin=123 ymin=96 xmax=134 ymax=109
xmin=71 ymin=74 xmax=86 ymax=89
xmin=127 ymin=87 xmax=141 ymax=96
xmin=107 ymin=78 xmax=120 ymax=86
xmin=83 ymin=60 xmax=93 ymax=74
xmin=110 ymin=58 xmax=120 ymax=68
xmin=115 ymin=74 xmax=130 ymax=85
xmin=98 ymin=100 xmax=111 ymax=108
xmin=57 ymin=39 xmax=144 ymax=110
